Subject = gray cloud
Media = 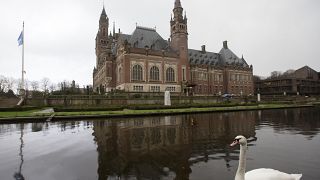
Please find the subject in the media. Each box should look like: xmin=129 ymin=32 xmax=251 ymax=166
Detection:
xmin=0 ymin=0 xmax=319 ymax=86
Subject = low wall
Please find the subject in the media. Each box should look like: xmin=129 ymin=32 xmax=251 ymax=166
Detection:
xmin=25 ymin=94 xmax=319 ymax=107
xmin=0 ymin=97 xmax=20 ymax=107
xmin=44 ymin=96 xmax=223 ymax=107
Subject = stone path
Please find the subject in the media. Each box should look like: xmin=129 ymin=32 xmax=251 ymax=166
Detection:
xmin=34 ymin=108 xmax=54 ymax=114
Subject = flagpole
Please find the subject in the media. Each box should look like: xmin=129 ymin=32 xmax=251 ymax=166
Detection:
xmin=21 ymin=22 xmax=25 ymax=91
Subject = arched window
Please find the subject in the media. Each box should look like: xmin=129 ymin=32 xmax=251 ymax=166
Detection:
xmin=150 ymin=66 xmax=159 ymax=81
xmin=132 ymin=64 xmax=143 ymax=81
xmin=166 ymin=67 xmax=175 ymax=82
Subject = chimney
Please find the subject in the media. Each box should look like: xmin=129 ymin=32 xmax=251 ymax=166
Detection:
xmin=201 ymin=45 xmax=206 ymax=53
xmin=223 ymin=41 xmax=228 ymax=49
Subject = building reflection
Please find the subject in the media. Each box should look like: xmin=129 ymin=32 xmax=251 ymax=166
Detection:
xmin=257 ymin=107 xmax=320 ymax=140
xmin=92 ymin=111 xmax=256 ymax=179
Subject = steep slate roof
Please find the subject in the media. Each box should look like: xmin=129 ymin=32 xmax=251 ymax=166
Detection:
xmin=188 ymin=49 xmax=221 ymax=66
xmin=128 ymin=26 xmax=169 ymax=51
xmin=219 ymin=47 xmax=248 ymax=67
xmin=188 ymin=47 xmax=249 ymax=67
xmin=118 ymin=34 xmax=131 ymax=42
xmin=295 ymin=65 xmax=317 ymax=73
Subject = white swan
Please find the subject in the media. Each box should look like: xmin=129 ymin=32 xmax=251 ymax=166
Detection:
xmin=230 ymin=135 xmax=302 ymax=180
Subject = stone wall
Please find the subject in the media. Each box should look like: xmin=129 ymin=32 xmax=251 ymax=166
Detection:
xmin=0 ymin=97 xmax=20 ymax=107
xmin=43 ymin=96 xmax=223 ymax=107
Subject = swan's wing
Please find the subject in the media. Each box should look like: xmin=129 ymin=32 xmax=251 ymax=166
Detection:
xmin=245 ymin=168 xmax=302 ymax=180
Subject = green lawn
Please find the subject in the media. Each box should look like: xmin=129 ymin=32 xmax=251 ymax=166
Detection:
xmin=53 ymin=104 xmax=294 ymax=117
xmin=0 ymin=104 xmax=310 ymax=119
xmin=0 ymin=109 xmax=45 ymax=118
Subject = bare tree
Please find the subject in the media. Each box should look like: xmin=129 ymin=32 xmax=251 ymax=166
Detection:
xmin=6 ymin=77 xmax=16 ymax=91
xmin=0 ymin=75 xmax=6 ymax=92
xmin=270 ymin=71 xmax=282 ymax=79
xmin=40 ymin=77 xmax=50 ymax=93
xmin=31 ymin=81 xmax=39 ymax=91
xmin=25 ymin=79 xmax=30 ymax=91
xmin=57 ymin=82 xmax=62 ymax=91
xmin=49 ymin=83 xmax=56 ymax=93
xmin=253 ymin=75 xmax=262 ymax=81
xmin=283 ymin=69 xmax=295 ymax=77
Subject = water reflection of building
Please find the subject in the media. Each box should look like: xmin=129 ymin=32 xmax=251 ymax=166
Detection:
xmin=258 ymin=107 xmax=320 ymax=140
xmin=92 ymin=111 xmax=256 ymax=179
xmin=93 ymin=115 xmax=192 ymax=179
xmin=188 ymin=112 xmax=256 ymax=167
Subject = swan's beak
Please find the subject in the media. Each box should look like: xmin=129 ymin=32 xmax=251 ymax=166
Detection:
xmin=230 ymin=140 xmax=238 ymax=147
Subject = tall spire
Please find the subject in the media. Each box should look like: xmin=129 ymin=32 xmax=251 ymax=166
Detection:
xmin=101 ymin=5 xmax=106 ymax=16
xmin=174 ymin=0 xmax=182 ymax=9
xmin=99 ymin=5 xmax=108 ymax=27
xmin=101 ymin=0 xmax=106 ymax=16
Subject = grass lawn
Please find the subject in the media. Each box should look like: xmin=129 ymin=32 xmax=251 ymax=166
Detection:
xmin=0 ymin=109 xmax=47 ymax=118
xmin=53 ymin=104 xmax=293 ymax=117
xmin=0 ymin=104 xmax=308 ymax=119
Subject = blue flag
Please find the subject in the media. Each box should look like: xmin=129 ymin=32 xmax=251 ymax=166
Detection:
xmin=17 ymin=31 xmax=23 ymax=46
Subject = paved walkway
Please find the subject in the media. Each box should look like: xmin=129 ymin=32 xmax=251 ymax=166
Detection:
xmin=34 ymin=108 xmax=54 ymax=114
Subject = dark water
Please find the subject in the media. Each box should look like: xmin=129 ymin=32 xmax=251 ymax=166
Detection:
xmin=0 ymin=107 xmax=319 ymax=180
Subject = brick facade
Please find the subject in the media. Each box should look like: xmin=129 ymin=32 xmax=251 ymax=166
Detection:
xmin=93 ymin=0 xmax=254 ymax=96
xmin=254 ymin=66 xmax=320 ymax=95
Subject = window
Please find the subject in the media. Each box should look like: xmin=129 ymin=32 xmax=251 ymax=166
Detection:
xmin=204 ymin=73 xmax=207 ymax=80
xmin=133 ymin=85 xmax=143 ymax=92
xmin=166 ymin=67 xmax=175 ymax=82
xmin=102 ymin=28 xmax=106 ymax=36
xmin=182 ymin=68 xmax=186 ymax=81
xmin=118 ymin=67 xmax=122 ymax=82
xmin=150 ymin=66 xmax=159 ymax=81
xmin=231 ymin=74 xmax=235 ymax=81
xmin=151 ymin=86 xmax=160 ymax=92
xmin=132 ymin=64 xmax=143 ymax=81
xmin=166 ymin=86 xmax=176 ymax=92
xmin=219 ymin=74 xmax=223 ymax=82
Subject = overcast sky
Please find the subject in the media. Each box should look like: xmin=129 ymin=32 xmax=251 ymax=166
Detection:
xmin=0 ymin=0 xmax=319 ymax=86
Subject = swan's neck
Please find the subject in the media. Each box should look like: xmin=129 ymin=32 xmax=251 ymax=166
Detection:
xmin=235 ymin=144 xmax=247 ymax=180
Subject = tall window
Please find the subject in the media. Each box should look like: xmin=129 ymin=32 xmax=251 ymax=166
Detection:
xmin=166 ymin=67 xmax=175 ymax=82
xmin=118 ymin=68 xmax=122 ymax=82
xmin=150 ymin=66 xmax=159 ymax=81
xmin=132 ymin=64 xmax=143 ymax=81
xmin=182 ymin=68 xmax=186 ymax=81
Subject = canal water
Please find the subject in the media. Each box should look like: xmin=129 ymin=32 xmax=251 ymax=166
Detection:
xmin=0 ymin=107 xmax=319 ymax=180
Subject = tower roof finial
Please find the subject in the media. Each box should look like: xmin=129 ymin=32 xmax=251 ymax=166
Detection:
xmin=174 ymin=0 xmax=182 ymax=8
xmin=101 ymin=2 xmax=106 ymax=16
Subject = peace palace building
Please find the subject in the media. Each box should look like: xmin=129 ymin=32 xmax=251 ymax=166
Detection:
xmin=93 ymin=0 xmax=254 ymax=95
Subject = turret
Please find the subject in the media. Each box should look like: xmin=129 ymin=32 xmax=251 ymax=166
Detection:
xmin=170 ymin=0 xmax=190 ymax=83
xmin=170 ymin=0 xmax=188 ymax=52
xmin=99 ymin=6 xmax=109 ymax=34
xmin=96 ymin=6 xmax=110 ymax=68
